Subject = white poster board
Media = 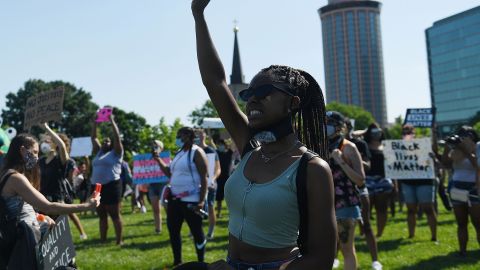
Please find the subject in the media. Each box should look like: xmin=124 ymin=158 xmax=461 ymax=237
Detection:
xmin=383 ymin=138 xmax=435 ymax=179
xmin=206 ymin=153 xmax=216 ymax=187
xmin=70 ymin=137 xmax=93 ymax=157
xmin=201 ymin=118 xmax=225 ymax=129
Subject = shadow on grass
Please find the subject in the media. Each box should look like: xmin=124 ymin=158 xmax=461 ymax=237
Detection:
xmin=357 ymin=238 xmax=407 ymax=253
xmin=121 ymin=239 xmax=171 ymax=251
xmin=398 ymin=250 xmax=480 ymax=270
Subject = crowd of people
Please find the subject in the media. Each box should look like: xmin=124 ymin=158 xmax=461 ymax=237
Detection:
xmin=1 ymin=1 xmax=480 ymax=270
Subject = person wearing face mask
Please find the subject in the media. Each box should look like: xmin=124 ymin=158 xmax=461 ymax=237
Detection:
xmin=152 ymin=127 xmax=209 ymax=266
xmin=148 ymin=139 xmax=166 ymax=234
xmin=183 ymin=2 xmax=337 ymax=269
xmin=0 ymin=134 xmax=100 ymax=269
xmin=364 ymin=123 xmax=394 ymax=238
xmin=38 ymin=123 xmax=88 ymax=240
xmin=441 ymin=126 xmax=480 ymax=256
xmin=326 ymin=112 xmax=366 ymax=270
xmin=215 ymin=139 xmax=234 ymax=219
xmin=91 ymin=113 xmax=124 ymax=245
xmin=194 ymin=129 xmax=221 ymax=239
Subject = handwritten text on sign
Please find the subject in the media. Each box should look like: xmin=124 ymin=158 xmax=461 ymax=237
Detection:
xmin=24 ymin=88 xmax=65 ymax=130
xmin=133 ymin=152 xmax=171 ymax=184
xmin=383 ymin=138 xmax=435 ymax=179
xmin=36 ymin=215 xmax=76 ymax=270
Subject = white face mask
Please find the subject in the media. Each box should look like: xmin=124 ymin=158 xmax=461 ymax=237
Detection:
xmin=40 ymin=142 xmax=52 ymax=154
xmin=326 ymin=125 xmax=336 ymax=137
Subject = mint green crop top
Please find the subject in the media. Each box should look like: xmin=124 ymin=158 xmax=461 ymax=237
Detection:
xmin=225 ymin=150 xmax=301 ymax=248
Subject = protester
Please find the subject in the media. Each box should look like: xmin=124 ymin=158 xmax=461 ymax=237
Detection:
xmin=326 ymin=112 xmax=365 ymax=270
xmin=364 ymin=123 xmax=393 ymax=237
xmin=148 ymin=139 xmax=166 ymax=233
xmin=441 ymin=126 xmax=480 ymax=256
xmin=74 ymin=157 xmax=91 ymax=205
xmin=91 ymin=113 xmax=124 ymax=245
xmin=195 ymin=129 xmax=221 ymax=239
xmin=0 ymin=134 xmax=99 ymax=269
xmin=398 ymin=124 xmax=437 ymax=241
xmin=38 ymin=123 xmax=88 ymax=240
xmin=215 ymin=139 xmax=234 ymax=219
xmin=345 ymin=119 xmax=382 ymax=270
xmin=153 ymin=127 xmax=208 ymax=266
xmin=189 ymin=1 xmax=337 ymax=269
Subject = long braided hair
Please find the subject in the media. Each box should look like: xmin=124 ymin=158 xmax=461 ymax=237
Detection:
xmin=258 ymin=65 xmax=329 ymax=160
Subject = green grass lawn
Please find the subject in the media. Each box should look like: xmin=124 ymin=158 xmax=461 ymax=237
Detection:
xmin=70 ymin=200 xmax=480 ymax=270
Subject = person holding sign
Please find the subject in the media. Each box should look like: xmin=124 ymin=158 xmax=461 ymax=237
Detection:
xmin=0 ymin=134 xmax=99 ymax=269
xmin=152 ymin=127 xmax=208 ymax=266
xmin=38 ymin=124 xmax=88 ymax=240
xmin=326 ymin=112 xmax=367 ymax=270
xmin=148 ymin=139 xmax=166 ymax=234
xmin=190 ymin=1 xmax=337 ymax=269
xmin=398 ymin=124 xmax=437 ymax=241
xmin=441 ymin=126 xmax=480 ymax=256
xmin=364 ymin=123 xmax=394 ymax=238
xmin=91 ymin=113 xmax=124 ymax=245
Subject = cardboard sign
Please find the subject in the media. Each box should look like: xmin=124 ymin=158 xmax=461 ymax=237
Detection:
xmin=206 ymin=153 xmax=216 ymax=187
xmin=133 ymin=152 xmax=171 ymax=184
xmin=24 ymin=88 xmax=65 ymax=130
xmin=404 ymin=108 xmax=435 ymax=128
xmin=70 ymin=137 xmax=93 ymax=157
xmin=383 ymin=138 xmax=435 ymax=179
xmin=96 ymin=106 xmax=113 ymax=123
xmin=36 ymin=215 xmax=76 ymax=270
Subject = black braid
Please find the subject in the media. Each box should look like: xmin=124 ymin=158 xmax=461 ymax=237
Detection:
xmin=259 ymin=65 xmax=329 ymax=160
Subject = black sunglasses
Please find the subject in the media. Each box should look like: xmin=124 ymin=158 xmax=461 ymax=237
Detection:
xmin=238 ymin=83 xmax=295 ymax=102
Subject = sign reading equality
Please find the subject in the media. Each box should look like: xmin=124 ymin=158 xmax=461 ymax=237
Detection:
xmin=383 ymin=138 xmax=435 ymax=180
xmin=24 ymin=88 xmax=65 ymax=131
xmin=36 ymin=215 xmax=76 ymax=270
xmin=404 ymin=108 xmax=435 ymax=128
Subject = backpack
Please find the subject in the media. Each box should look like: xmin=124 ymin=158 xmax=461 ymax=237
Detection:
xmin=242 ymin=140 xmax=319 ymax=256
xmin=0 ymin=171 xmax=19 ymax=265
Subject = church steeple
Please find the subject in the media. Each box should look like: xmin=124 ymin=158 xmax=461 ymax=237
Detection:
xmin=230 ymin=24 xmax=245 ymax=85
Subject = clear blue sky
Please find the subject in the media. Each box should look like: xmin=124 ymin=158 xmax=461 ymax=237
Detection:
xmin=0 ymin=0 xmax=478 ymax=129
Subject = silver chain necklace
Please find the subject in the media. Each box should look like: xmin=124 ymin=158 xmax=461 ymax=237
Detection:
xmin=259 ymin=141 xmax=301 ymax=163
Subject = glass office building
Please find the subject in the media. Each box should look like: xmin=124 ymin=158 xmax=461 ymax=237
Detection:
xmin=426 ymin=6 xmax=480 ymax=136
xmin=319 ymin=0 xmax=387 ymax=127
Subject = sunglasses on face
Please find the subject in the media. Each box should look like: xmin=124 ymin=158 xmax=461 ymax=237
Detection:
xmin=238 ymin=83 xmax=295 ymax=102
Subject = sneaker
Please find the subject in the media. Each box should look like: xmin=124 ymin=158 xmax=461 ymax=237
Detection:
xmin=80 ymin=234 xmax=88 ymax=240
xmin=332 ymin=258 xmax=340 ymax=269
xmin=140 ymin=205 xmax=147 ymax=213
xmin=155 ymin=229 xmax=162 ymax=235
xmin=207 ymin=232 xmax=214 ymax=240
xmin=372 ymin=261 xmax=383 ymax=270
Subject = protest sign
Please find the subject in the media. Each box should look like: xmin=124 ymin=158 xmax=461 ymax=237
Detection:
xmin=206 ymin=153 xmax=216 ymax=187
xmin=133 ymin=152 xmax=171 ymax=184
xmin=96 ymin=106 xmax=113 ymax=123
xmin=201 ymin=118 xmax=225 ymax=129
xmin=404 ymin=108 xmax=435 ymax=128
xmin=24 ymin=88 xmax=65 ymax=131
xmin=36 ymin=215 xmax=76 ymax=270
xmin=383 ymin=138 xmax=435 ymax=179
xmin=70 ymin=137 xmax=93 ymax=157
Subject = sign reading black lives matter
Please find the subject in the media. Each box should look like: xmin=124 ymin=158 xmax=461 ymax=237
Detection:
xmin=404 ymin=108 xmax=435 ymax=128
xmin=36 ymin=215 xmax=76 ymax=270
xmin=383 ymin=138 xmax=435 ymax=179
xmin=24 ymin=87 xmax=65 ymax=131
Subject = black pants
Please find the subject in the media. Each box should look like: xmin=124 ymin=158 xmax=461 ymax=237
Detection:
xmin=167 ymin=199 xmax=206 ymax=264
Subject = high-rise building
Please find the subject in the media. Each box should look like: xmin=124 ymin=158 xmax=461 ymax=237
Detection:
xmin=319 ymin=0 xmax=388 ymax=127
xmin=426 ymin=6 xmax=480 ymax=137
xmin=229 ymin=26 xmax=248 ymax=100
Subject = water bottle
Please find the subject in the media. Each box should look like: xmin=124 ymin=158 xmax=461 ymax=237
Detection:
xmin=187 ymin=203 xmax=209 ymax=219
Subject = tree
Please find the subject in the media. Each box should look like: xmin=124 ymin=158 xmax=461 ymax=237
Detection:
xmin=325 ymin=102 xmax=375 ymax=130
xmin=189 ymin=99 xmax=246 ymax=127
xmin=137 ymin=117 xmax=183 ymax=156
xmin=1 ymin=79 xmax=99 ymax=137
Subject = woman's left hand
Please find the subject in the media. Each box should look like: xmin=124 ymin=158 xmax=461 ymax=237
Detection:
xmin=331 ymin=149 xmax=344 ymax=164
xmin=45 ymin=215 xmax=56 ymax=228
xmin=207 ymin=260 xmax=234 ymax=270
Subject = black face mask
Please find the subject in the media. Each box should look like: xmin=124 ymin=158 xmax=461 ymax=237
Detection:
xmin=251 ymin=115 xmax=294 ymax=144
xmin=328 ymin=135 xmax=344 ymax=152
